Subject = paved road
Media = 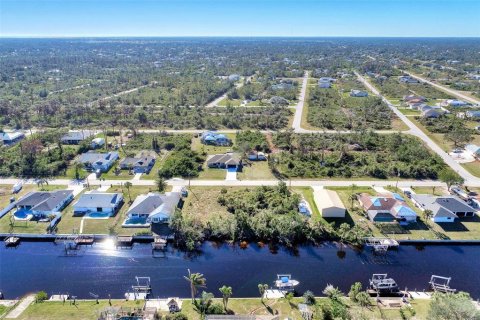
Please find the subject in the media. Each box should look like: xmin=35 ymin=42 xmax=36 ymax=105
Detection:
xmin=205 ymin=75 xmax=253 ymax=108
xmin=5 ymin=295 xmax=35 ymax=319
xmin=0 ymin=177 xmax=447 ymax=188
xmin=291 ymin=71 xmax=309 ymax=132
xmin=402 ymin=71 xmax=480 ymax=105
xmin=355 ymin=71 xmax=479 ymax=186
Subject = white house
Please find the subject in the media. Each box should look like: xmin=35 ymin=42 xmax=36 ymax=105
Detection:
xmin=411 ymin=194 xmax=476 ymax=223
xmin=15 ymin=190 xmax=74 ymax=219
xmin=73 ymin=191 xmax=123 ymax=217
xmin=123 ymin=192 xmax=182 ymax=226
xmin=91 ymin=137 xmax=105 ymax=149
xmin=247 ymin=151 xmax=267 ymax=161
xmin=313 ymin=188 xmax=346 ymax=218
xmin=465 ymin=144 xmax=480 ymax=159
xmin=78 ymin=151 xmax=119 ymax=172
xmin=442 ymin=99 xmax=468 ymax=108
xmin=350 ymin=89 xmax=368 ymax=97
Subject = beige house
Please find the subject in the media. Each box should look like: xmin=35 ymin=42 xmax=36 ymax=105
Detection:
xmin=313 ymin=188 xmax=346 ymax=218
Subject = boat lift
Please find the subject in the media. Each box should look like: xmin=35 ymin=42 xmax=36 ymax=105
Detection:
xmin=151 ymin=236 xmax=167 ymax=257
xmin=429 ymin=275 xmax=456 ymax=293
xmin=369 ymin=274 xmax=399 ymax=294
xmin=125 ymin=277 xmax=152 ymax=300
xmin=364 ymin=237 xmax=399 ymax=255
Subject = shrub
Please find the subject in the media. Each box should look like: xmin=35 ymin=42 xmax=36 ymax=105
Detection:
xmin=35 ymin=291 xmax=48 ymax=303
xmin=303 ymin=290 xmax=316 ymax=305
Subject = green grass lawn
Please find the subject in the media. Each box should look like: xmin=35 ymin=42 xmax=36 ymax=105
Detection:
xmin=461 ymin=161 xmax=480 ymax=178
xmin=292 ymin=186 xmax=321 ymax=221
xmin=17 ymin=300 xmax=143 ymax=320
xmin=16 ymin=297 xmax=431 ymax=320
xmin=398 ymin=107 xmax=421 ymax=116
xmin=217 ymin=98 xmax=242 ymax=106
xmin=99 ymin=161 xmax=134 ymax=180
xmin=196 ymin=166 xmax=227 ymax=180
xmin=140 ymin=150 xmax=169 ymax=180
xmin=237 ymin=161 xmax=275 ymax=180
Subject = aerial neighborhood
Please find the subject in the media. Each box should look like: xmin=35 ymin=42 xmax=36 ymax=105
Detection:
xmin=1 ymin=36 xmax=480 ymax=320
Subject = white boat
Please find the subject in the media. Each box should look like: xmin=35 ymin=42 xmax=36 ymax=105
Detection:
xmin=369 ymin=274 xmax=398 ymax=292
xmin=12 ymin=182 xmax=22 ymax=194
xmin=274 ymin=274 xmax=299 ymax=291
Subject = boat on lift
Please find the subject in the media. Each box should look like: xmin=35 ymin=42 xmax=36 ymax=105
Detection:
xmin=369 ymin=274 xmax=399 ymax=293
xmin=274 ymin=274 xmax=299 ymax=292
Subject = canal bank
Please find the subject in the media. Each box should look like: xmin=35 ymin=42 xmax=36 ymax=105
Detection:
xmin=1 ymin=241 xmax=480 ymax=300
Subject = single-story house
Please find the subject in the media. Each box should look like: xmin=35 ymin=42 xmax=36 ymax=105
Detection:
xmin=442 ymin=99 xmax=468 ymax=108
xmin=350 ymin=89 xmax=368 ymax=97
xmin=465 ymin=144 xmax=480 ymax=159
xmin=318 ymin=81 xmax=331 ymax=89
xmin=228 ymin=74 xmax=240 ymax=82
xmin=61 ymin=130 xmax=95 ymax=145
xmin=78 ymin=151 xmax=119 ymax=172
xmin=207 ymin=153 xmax=241 ymax=169
xmin=399 ymin=76 xmax=419 ymax=84
xmin=465 ymin=110 xmax=480 ymax=119
xmin=411 ymin=194 xmax=476 ymax=223
xmin=119 ymin=156 xmax=155 ymax=174
xmin=124 ymin=192 xmax=182 ymax=226
xmin=200 ymin=131 xmax=232 ymax=146
xmin=404 ymin=95 xmax=426 ymax=103
xmin=73 ymin=191 xmax=123 ymax=217
xmin=421 ymin=108 xmax=443 ymax=118
xmin=15 ymin=190 xmax=74 ymax=219
xmin=358 ymin=193 xmax=417 ymax=223
xmin=408 ymin=102 xmax=429 ymax=110
xmin=91 ymin=137 xmax=105 ymax=149
xmin=313 ymin=188 xmax=346 ymax=218
xmin=247 ymin=151 xmax=267 ymax=161
xmin=0 ymin=131 xmax=25 ymax=145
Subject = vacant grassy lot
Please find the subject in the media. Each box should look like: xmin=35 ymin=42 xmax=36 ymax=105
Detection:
xmin=462 ymin=161 xmax=480 ymax=178
xmin=196 ymin=165 xmax=226 ymax=180
xmin=182 ymin=186 xmax=233 ymax=220
xmin=237 ymin=161 xmax=275 ymax=180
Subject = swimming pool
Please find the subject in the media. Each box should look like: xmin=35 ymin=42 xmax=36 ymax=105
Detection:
xmin=13 ymin=209 xmax=33 ymax=221
xmin=86 ymin=212 xmax=111 ymax=219
xmin=122 ymin=217 xmax=149 ymax=227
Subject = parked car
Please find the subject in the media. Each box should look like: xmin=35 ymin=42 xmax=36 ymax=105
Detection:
xmin=403 ymin=190 xmax=412 ymax=199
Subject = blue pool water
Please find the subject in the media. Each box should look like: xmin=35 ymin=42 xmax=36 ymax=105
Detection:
xmin=87 ymin=212 xmax=110 ymax=218
xmin=1 ymin=242 xmax=480 ymax=299
xmin=124 ymin=217 xmax=148 ymax=225
xmin=14 ymin=209 xmax=31 ymax=219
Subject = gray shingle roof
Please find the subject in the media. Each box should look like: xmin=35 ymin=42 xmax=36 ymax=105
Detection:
xmin=207 ymin=153 xmax=241 ymax=166
xmin=16 ymin=190 xmax=73 ymax=212
xmin=128 ymin=192 xmax=181 ymax=218
xmin=412 ymin=194 xmax=475 ymax=217
xmin=74 ymin=191 xmax=122 ymax=208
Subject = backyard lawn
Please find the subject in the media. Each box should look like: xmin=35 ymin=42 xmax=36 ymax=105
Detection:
xmin=191 ymin=133 xmax=236 ymax=155
xmin=15 ymin=297 xmax=431 ymax=320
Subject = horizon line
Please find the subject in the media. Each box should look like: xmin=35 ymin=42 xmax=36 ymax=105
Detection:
xmin=1 ymin=35 xmax=480 ymax=39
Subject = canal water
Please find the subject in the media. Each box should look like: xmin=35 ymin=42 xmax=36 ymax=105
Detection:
xmin=1 ymin=241 xmax=479 ymax=299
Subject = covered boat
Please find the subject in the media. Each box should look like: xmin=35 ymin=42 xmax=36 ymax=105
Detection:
xmin=274 ymin=274 xmax=299 ymax=292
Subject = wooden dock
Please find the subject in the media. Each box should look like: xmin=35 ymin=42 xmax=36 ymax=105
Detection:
xmin=116 ymin=236 xmax=133 ymax=248
xmin=75 ymin=236 xmax=94 ymax=245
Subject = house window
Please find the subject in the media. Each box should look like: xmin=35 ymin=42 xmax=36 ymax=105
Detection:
xmin=97 ymin=207 xmax=103 ymax=212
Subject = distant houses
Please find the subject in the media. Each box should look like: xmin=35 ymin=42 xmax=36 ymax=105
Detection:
xmin=441 ymin=99 xmax=469 ymax=108
xmin=200 ymin=131 xmax=232 ymax=146
xmin=0 ymin=130 xmax=25 ymax=145
xmin=119 ymin=156 xmax=156 ymax=174
xmin=123 ymin=192 xmax=182 ymax=227
xmin=313 ymin=188 xmax=346 ymax=218
xmin=350 ymin=89 xmax=368 ymax=97
xmin=206 ymin=153 xmax=241 ymax=170
xmin=73 ymin=191 xmax=123 ymax=217
xmin=358 ymin=193 xmax=417 ymax=223
xmin=78 ymin=151 xmax=119 ymax=172
xmin=399 ymin=75 xmax=419 ymax=84
xmin=61 ymin=130 xmax=95 ymax=145
xmin=411 ymin=194 xmax=476 ymax=223
xmin=465 ymin=110 xmax=480 ymax=119
xmin=318 ymin=77 xmax=336 ymax=89
xmin=420 ymin=106 xmax=444 ymax=118
xmin=247 ymin=151 xmax=267 ymax=161
xmin=14 ymin=190 xmax=74 ymax=220
xmin=228 ymin=74 xmax=240 ymax=82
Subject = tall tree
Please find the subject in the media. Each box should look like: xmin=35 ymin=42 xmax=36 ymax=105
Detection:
xmin=218 ymin=285 xmax=232 ymax=312
xmin=184 ymin=269 xmax=206 ymax=303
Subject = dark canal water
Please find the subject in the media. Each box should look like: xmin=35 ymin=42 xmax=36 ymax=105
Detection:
xmin=1 ymin=241 xmax=480 ymax=299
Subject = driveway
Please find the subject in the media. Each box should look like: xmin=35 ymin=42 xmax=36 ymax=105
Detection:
xmin=225 ymin=169 xmax=237 ymax=181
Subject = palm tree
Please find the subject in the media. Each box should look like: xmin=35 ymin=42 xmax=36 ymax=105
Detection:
xmin=219 ymin=285 xmax=232 ymax=312
xmin=423 ymin=209 xmax=433 ymax=225
xmin=73 ymin=161 xmax=84 ymax=180
xmin=184 ymin=269 xmax=206 ymax=302
xmin=124 ymin=182 xmax=132 ymax=203
xmin=258 ymin=283 xmax=269 ymax=303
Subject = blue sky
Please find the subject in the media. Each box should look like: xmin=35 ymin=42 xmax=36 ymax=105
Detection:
xmin=1 ymin=0 xmax=479 ymax=37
